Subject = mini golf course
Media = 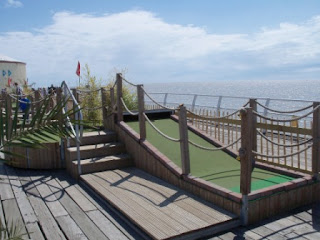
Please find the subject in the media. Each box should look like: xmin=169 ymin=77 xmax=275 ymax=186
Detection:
xmin=127 ymin=118 xmax=295 ymax=193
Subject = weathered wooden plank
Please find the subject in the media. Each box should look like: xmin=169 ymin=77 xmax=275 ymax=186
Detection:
xmin=23 ymin=175 xmax=67 ymax=240
xmin=74 ymin=183 xmax=141 ymax=240
xmin=53 ymin=179 xmax=96 ymax=212
xmin=47 ymin=178 xmax=109 ymax=240
xmin=129 ymin=168 xmax=234 ymax=222
xmin=10 ymin=179 xmax=37 ymax=224
xmin=111 ymin=168 xmax=223 ymax=226
xmin=25 ymin=222 xmax=45 ymax=240
xmin=101 ymin=170 xmax=200 ymax=231
xmin=87 ymin=210 xmax=129 ymax=240
xmin=30 ymin=175 xmax=68 ymax=218
xmin=55 ymin=215 xmax=88 ymax=240
xmin=2 ymin=199 xmax=28 ymax=239
xmin=82 ymin=173 xmax=168 ymax=240
xmin=0 ymin=179 xmax=14 ymax=200
xmin=54 ymin=170 xmax=140 ymax=240
xmin=0 ymin=200 xmax=8 ymax=239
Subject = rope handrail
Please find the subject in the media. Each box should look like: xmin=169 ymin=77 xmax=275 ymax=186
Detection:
xmin=112 ymin=79 xmax=118 ymax=88
xmin=9 ymin=92 xmax=36 ymax=97
xmin=122 ymin=77 xmax=138 ymax=87
xmin=253 ymin=105 xmax=320 ymax=122
xmin=256 ymin=101 xmax=313 ymax=114
xmin=143 ymin=112 xmax=180 ymax=142
xmin=77 ymin=88 xmax=102 ymax=94
xmin=120 ymin=97 xmax=138 ymax=116
xmin=257 ymin=130 xmax=313 ymax=147
xmin=253 ymin=144 xmax=312 ymax=159
xmin=188 ymin=137 xmax=241 ymax=151
xmin=9 ymin=93 xmax=55 ymax=104
xmin=186 ymin=108 xmax=241 ymax=121
xmin=141 ymin=87 xmax=179 ymax=110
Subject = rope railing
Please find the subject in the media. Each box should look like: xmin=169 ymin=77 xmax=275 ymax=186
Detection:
xmin=253 ymin=144 xmax=312 ymax=159
xmin=122 ymin=77 xmax=138 ymax=87
xmin=253 ymin=105 xmax=320 ymax=122
xmin=77 ymin=88 xmax=102 ymax=94
xmin=188 ymin=137 xmax=241 ymax=151
xmin=120 ymin=97 xmax=138 ymax=116
xmin=256 ymin=129 xmax=313 ymax=147
xmin=141 ymin=87 xmax=179 ymax=110
xmin=256 ymin=101 xmax=313 ymax=114
xmin=143 ymin=112 xmax=180 ymax=142
xmin=186 ymin=108 xmax=241 ymax=121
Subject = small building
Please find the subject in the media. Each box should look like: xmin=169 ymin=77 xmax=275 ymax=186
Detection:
xmin=0 ymin=54 xmax=27 ymax=91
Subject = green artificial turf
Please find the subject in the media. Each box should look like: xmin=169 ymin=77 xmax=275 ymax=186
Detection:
xmin=127 ymin=119 xmax=294 ymax=192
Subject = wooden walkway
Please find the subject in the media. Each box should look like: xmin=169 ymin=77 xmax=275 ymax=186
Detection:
xmin=0 ymin=163 xmax=142 ymax=240
xmin=80 ymin=167 xmax=240 ymax=240
xmin=1 ymin=162 xmax=319 ymax=239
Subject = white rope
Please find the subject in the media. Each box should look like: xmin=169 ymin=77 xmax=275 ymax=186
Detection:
xmin=253 ymin=105 xmax=320 ymax=122
xmin=186 ymin=108 xmax=241 ymax=121
xmin=253 ymin=144 xmax=312 ymax=159
xmin=120 ymin=97 xmax=138 ymax=116
xmin=77 ymin=88 xmax=102 ymax=94
xmin=256 ymin=101 xmax=313 ymax=114
xmin=122 ymin=77 xmax=138 ymax=87
xmin=141 ymin=87 xmax=179 ymax=110
xmin=143 ymin=112 xmax=180 ymax=142
xmin=257 ymin=130 xmax=313 ymax=147
xmin=188 ymin=137 xmax=241 ymax=151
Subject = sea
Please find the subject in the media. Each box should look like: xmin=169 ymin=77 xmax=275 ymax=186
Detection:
xmin=143 ymin=79 xmax=320 ymax=117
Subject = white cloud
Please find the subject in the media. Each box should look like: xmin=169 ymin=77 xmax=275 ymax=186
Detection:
xmin=5 ymin=0 xmax=23 ymax=8
xmin=0 ymin=10 xmax=319 ymax=87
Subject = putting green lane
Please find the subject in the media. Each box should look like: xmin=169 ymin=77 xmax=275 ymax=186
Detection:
xmin=127 ymin=119 xmax=294 ymax=192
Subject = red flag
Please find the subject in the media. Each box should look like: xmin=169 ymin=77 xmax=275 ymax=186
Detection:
xmin=8 ymin=77 xmax=12 ymax=86
xmin=76 ymin=61 xmax=80 ymax=76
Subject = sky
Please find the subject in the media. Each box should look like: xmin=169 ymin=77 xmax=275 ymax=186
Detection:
xmin=0 ymin=0 xmax=320 ymax=87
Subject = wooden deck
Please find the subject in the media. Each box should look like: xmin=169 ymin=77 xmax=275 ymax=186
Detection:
xmin=1 ymin=163 xmax=319 ymax=240
xmin=0 ymin=163 xmax=142 ymax=240
xmin=80 ymin=167 xmax=240 ymax=240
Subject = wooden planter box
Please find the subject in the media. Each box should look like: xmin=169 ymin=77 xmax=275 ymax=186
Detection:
xmin=5 ymin=142 xmax=62 ymax=169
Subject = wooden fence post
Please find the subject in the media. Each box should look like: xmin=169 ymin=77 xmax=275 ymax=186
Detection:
xmin=179 ymin=105 xmax=190 ymax=175
xmin=137 ymin=84 xmax=146 ymax=140
xmin=239 ymin=107 xmax=254 ymax=226
xmin=312 ymin=102 xmax=320 ymax=180
xmin=6 ymin=94 xmax=12 ymax=140
xmin=56 ymin=87 xmax=63 ymax=126
xmin=249 ymin=99 xmax=257 ymax=167
xmin=116 ymin=73 xmax=123 ymax=122
xmin=35 ymin=90 xmax=41 ymax=112
xmin=101 ymin=88 xmax=108 ymax=130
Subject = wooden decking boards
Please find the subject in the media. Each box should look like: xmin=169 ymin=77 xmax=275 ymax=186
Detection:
xmin=0 ymin=163 xmax=141 ymax=240
xmin=80 ymin=167 xmax=240 ymax=240
xmin=1 ymin=162 xmax=319 ymax=239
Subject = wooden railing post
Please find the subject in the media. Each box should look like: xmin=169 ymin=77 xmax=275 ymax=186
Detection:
xmin=249 ymin=99 xmax=257 ymax=167
xmin=101 ymin=88 xmax=108 ymax=129
xmin=137 ymin=84 xmax=146 ymax=140
xmin=34 ymin=90 xmax=41 ymax=112
xmin=6 ymin=94 xmax=12 ymax=140
xmin=179 ymin=105 xmax=190 ymax=175
xmin=56 ymin=87 xmax=63 ymax=126
xmin=116 ymin=73 xmax=123 ymax=122
xmin=239 ymin=107 xmax=254 ymax=226
xmin=312 ymin=102 xmax=320 ymax=180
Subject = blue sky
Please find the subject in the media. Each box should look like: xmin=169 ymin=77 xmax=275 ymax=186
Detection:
xmin=1 ymin=0 xmax=320 ymax=87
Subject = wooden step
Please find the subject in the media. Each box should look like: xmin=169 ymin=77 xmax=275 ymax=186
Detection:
xmin=69 ymin=130 xmax=117 ymax=147
xmin=67 ymin=142 xmax=126 ymax=161
xmin=72 ymin=154 xmax=133 ymax=175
